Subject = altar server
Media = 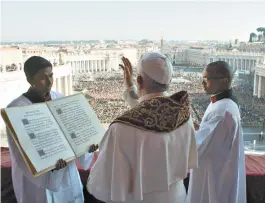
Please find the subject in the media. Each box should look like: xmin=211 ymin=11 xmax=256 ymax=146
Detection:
xmin=187 ymin=61 xmax=246 ymax=203
xmin=6 ymin=56 xmax=98 ymax=203
xmin=87 ymin=52 xmax=198 ymax=203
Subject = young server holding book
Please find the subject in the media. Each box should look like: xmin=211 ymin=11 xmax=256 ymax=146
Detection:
xmin=3 ymin=56 xmax=101 ymax=203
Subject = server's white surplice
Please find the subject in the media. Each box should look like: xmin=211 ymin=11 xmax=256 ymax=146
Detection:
xmin=187 ymin=99 xmax=246 ymax=203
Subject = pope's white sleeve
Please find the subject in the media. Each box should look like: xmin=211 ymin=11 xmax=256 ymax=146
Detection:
xmin=76 ymin=152 xmax=94 ymax=170
xmin=188 ymin=118 xmax=198 ymax=169
xmin=7 ymin=129 xmax=67 ymax=192
xmin=195 ymin=112 xmax=235 ymax=165
xmin=123 ymin=85 xmax=139 ymax=108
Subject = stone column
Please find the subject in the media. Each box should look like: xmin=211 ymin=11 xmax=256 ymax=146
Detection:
xmin=97 ymin=60 xmax=100 ymax=72
xmin=106 ymin=59 xmax=110 ymax=72
xmin=56 ymin=77 xmax=62 ymax=93
xmin=68 ymin=74 xmax=73 ymax=95
xmin=261 ymin=76 xmax=265 ymax=98
xmin=110 ymin=60 xmax=113 ymax=71
xmin=94 ymin=60 xmax=98 ymax=72
xmin=75 ymin=61 xmax=77 ymax=73
xmin=86 ymin=60 xmax=89 ymax=72
xmin=99 ymin=60 xmax=102 ymax=71
xmin=89 ymin=60 xmax=92 ymax=72
xmin=90 ymin=60 xmax=93 ymax=72
xmin=93 ymin=60 xmax=96 ymax=72
xmin=70 ymin=62 xmax=73 ymax=74
xmin=103 ymin=60 xmax=106 ymax=71
xmin=253 ymin=73 xmax=257 ymax=96
xmin=258 ymin=75 xmax=262 ymax=98
xmin=246 ymin=59 xmax=248 ymax=71
xmin=63 ymin=76 xmax=69 ymax=96
xmin=53 ymin=76 xmax=57 ymax=91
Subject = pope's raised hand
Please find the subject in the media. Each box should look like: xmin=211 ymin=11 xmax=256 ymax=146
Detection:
xmin=119 ymin=56 xmax=134 ymax=88
xmin=88 ymin=144 xmax=99 ymax=153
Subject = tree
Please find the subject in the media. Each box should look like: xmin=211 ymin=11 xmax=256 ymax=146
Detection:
xmin=249 ymin=32 xmax=257 ymax=42
xmin=256 ymin=27 xmax=265 ymax=41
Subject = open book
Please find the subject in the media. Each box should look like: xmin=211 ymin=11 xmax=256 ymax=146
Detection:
xmin=1 ymin=93 xmax=105 ymax=177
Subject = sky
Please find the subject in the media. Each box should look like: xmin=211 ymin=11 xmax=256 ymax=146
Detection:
xmin=1 ymin=1 xmax=265 ymax=42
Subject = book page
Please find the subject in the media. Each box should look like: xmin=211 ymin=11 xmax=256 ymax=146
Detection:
xmin=47 ymin=93 xmax=105 ymax=157
xmin=4 ymin=104 xmax=75 ymax=173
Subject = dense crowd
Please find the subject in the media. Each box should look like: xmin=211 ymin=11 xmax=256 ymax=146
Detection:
xmin=73 ymin=71 xmax=265 ymax=126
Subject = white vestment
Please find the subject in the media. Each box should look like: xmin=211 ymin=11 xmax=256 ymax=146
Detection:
xmin=6 ymin=91 xmax=94 ymax=203
xmin=87 ymin=88 xmax=198 ymax=203
xmin=187 ymin=99 xmax=246 ymax=203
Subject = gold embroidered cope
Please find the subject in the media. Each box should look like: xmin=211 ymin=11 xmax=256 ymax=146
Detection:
xmin=111 ymin=91 xmax=190 ymax=133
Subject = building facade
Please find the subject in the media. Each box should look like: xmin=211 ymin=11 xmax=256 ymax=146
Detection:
xmin=209 ymin=51 xmax=263 ymax=73
xmin=180 ymin=48 xmax=264 ymax=73
xmin=64 ymin=48 xmax=140 ymax=74
xmin=182 ymin=48 xmax=210 ymax=65
xmin=65 ymin=54 xmax=120 ymax=74
xmin=254 ymin=63 xmax=265 ymax=98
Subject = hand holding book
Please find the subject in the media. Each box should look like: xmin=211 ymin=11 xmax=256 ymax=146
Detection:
xmin=89 ymin=144 xmax=99 ymax=153
xmin=55 ymin=159 xmax=67 ymax=170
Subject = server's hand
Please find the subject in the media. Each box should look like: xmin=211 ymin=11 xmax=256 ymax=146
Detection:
xmin=89 ymin=144 xmax=99 ymax=153
xmin=55 ymin=159 xmax=67 ymax=170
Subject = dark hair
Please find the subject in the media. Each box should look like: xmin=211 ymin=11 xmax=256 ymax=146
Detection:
xmin=207 ymin=61 xmax=233 ymax=86
xmin=24 ymin=56 xmax=52 ymax=78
